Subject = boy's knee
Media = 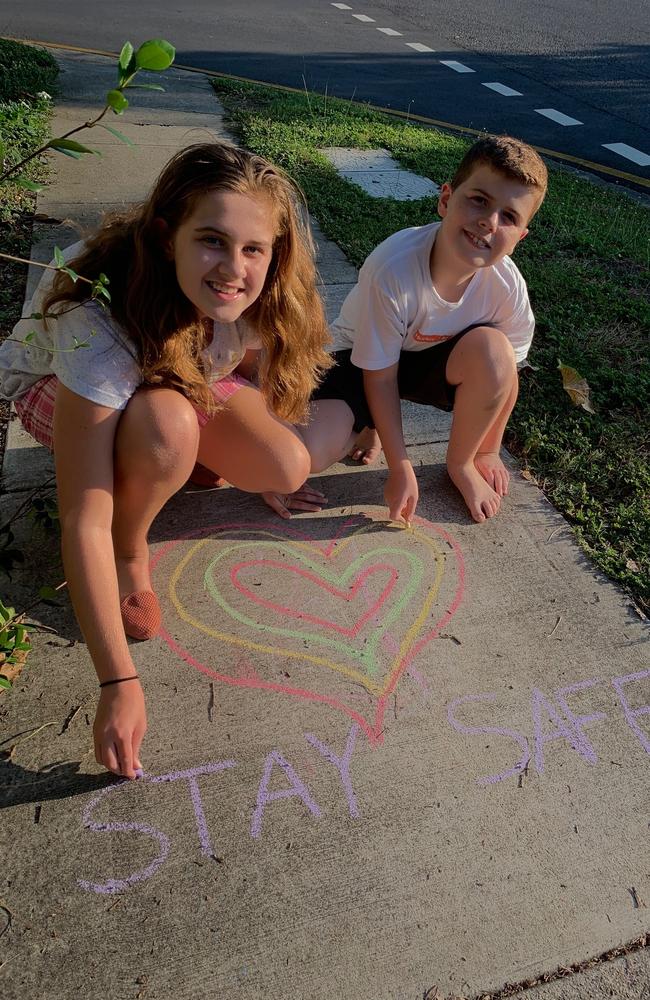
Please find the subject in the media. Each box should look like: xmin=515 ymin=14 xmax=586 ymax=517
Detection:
xmin=460 ymin=327 xmax=516 ymax=392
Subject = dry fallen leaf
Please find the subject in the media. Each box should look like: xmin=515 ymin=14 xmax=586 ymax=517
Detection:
xmin=626 ymin=558 xmax=640 ymax=573
xmin=558 ymin=361 xmax=596 ymax=413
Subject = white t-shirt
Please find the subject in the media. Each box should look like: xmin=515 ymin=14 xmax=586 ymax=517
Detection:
xmin=0 ymin=242 xmax=261 ymax=408
xmin=330 ymin=222 xmax=534 ymax=368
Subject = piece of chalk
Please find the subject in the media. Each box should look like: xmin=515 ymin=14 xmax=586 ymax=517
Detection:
xmin=134 ymin=767 xmax=144 ymax=778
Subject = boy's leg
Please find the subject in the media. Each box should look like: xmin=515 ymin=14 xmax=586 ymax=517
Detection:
xmin=308 ymin=350 xmax=375 ymax=468
xmin=445 ymin=326 xmax=517 ymax=522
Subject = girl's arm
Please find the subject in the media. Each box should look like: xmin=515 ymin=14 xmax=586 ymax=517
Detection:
xmin=53 ymin=383 xmax=146 ymax=779
xmin=363 ymin=364 xmax=419 ymax=524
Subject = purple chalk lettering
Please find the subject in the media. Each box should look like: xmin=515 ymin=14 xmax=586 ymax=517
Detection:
xmin=554 ymin=679 xmax=607 ymax=764
xmin=611 ymin=669 xmax=650 ymax=755
xmin=150 ymin=759 xmax=236 ymax=857
xmin=251 ymin=750 xmax=322 ymax=839
xmin=304 ymin=724 xmax=360 ymax=818
xmin=532 ymin=688 xmax=596 ymax=773
xmin=77 ymin=778 xmax=170 ymax=895
xmin=447 ymin=694 xmax=530 ymax=785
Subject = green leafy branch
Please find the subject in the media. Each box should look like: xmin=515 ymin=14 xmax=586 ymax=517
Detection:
xmin=0 ymin=39 xmax=175 ymax=190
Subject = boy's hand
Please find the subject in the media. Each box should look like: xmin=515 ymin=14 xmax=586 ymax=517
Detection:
xmin=385 ymin=460 xmax=418 ymax=525
xmin=94 ymin=681 xmax=147 ymax=780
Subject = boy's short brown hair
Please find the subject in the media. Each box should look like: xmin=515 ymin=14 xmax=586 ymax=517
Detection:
xmin=451 ymin=135 xmax=548 ymax=215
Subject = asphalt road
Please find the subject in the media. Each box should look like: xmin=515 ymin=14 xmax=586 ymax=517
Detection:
xmin=3 ymin=0 xmax=650 ymax=185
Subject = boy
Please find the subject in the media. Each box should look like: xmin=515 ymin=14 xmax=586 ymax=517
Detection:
xmin=310 ymin=135 xmax=547 ymax=524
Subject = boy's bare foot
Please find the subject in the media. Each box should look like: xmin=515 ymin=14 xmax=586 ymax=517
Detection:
xmin=349 ymin=426 xmax=382 ymax=464
xmin=447 ymin=462 xmax=501 ymax=523
xmin=474 ymin=451 xmax=510 ymax=496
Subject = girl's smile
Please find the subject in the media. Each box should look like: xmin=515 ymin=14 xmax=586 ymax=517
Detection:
xmin=171 ymin=189 xmax=276 ymax=322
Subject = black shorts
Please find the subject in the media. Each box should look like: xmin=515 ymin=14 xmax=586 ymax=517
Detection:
xmin=313 ymin=328 xmax=472 ymax=432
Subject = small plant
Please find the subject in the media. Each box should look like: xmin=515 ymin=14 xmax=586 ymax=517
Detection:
xmin=0 ymin=38 xmax=177 ymax=690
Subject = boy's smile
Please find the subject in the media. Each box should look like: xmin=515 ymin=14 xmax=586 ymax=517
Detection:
xmin=432 ymin=164 xmax=540 ymax=292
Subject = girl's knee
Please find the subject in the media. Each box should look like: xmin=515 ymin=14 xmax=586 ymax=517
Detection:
xmin=268 ymin=435 xmax=312 ymax=493
xmin=117 ymin=388 xmax=199 ymax=476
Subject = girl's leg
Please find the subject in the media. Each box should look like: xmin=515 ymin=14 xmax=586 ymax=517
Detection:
xmin=111 ymin=388 xmax=199 ymax=602
xmin=301 ymin=398 xmax=356 ymax=473
xmin=197 ymin=384 xmax=314 ymax=491
xmin=445 ymin=326 xmax=517 ymax=522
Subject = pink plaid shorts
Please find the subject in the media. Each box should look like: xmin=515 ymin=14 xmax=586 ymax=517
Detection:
xmin=13 ymin=372 xmax=251 ymax=451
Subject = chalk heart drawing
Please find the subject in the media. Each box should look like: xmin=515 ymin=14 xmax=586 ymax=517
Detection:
xmin=151 ymin=510 xmax=465 ymax=745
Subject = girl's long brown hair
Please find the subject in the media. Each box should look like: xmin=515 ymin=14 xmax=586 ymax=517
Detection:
xmin=43 ymin=142 xmax=332 ymax=421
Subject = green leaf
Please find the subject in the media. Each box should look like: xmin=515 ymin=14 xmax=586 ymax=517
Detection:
xmin=0 ymin=603 xmax=15 ymax=622
xmin=135 ymin=39 xmax=175 ymax=71
xmin=14 ymin=177 xmax=44 ymax=192
xmin=0 ymin=139 xmax=5 ymax=164
xmin=39 ymin=585 xmax=60 ymax=600
xmin=61 ymin=266 xmax=80 ymax=283
xmin=118 ymin=41 xmax=135 ymax=76
xmin=53 ymin=246 xmax=65 ymax=267
xmin=48 ymin=138 xmax=100 ymax=157
xmin=106 ymin=89 xmax=129 ymax=114
xmin=125 ymin=83 xmax=165 ymax=92
xmin=23 ymin=331 xmax=36 ymax=343
xmin=0 ymin=677 xmax=11 ymax=689
xmin=98 ymin=123 xmax=134 ymax=147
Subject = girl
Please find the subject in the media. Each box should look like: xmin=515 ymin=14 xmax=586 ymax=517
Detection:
xmin=0 ymin=142 xmax=349 ymax=780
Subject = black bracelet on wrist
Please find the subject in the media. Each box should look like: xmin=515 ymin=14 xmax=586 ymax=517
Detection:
xmin=99 ymin=674 xmax=139 ymax=689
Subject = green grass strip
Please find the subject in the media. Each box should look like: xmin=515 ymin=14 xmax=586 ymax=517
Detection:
xmin=211 ymin=78 xmax=649 ymax=613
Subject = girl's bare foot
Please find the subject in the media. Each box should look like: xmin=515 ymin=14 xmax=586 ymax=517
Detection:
xmin=475 ymin=451 xmax=510 ymax=496
xmin=115 ymin=549 xmax=153 ymax=601
xmin=447 ymin=462 xmax=501 ymax=523
xmin=349 ymin=426 xmax=382 ymax=464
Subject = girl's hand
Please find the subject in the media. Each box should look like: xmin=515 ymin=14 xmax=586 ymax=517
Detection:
xmin=385 ymin=460 xmax=418 ymax=525
xmin=94 ymin=681 xmax=147 ymax=780
xmin=261 ymin=483 xmax=327 ymax=519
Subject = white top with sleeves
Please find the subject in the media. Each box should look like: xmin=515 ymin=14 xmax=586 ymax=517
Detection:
xmin=0 ymin=242 xmax=262 ymax=407
xmin=330 ymin=221 xmax=535 ymax=368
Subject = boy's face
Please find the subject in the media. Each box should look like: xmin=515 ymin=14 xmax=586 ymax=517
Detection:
xmin=437 ymin=164 xmax=539 ymax=272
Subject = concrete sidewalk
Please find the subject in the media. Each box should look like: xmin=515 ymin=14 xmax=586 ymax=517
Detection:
xmin=1 ymin=51 xmax=648 ymax=1000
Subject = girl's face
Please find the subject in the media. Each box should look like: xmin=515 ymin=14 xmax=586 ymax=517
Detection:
xmin=170 ymin=188 xmax=277 ymax=323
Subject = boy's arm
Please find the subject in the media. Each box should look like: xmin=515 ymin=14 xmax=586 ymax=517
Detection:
xmin=363 ymin=364 xmax=418 ymax=524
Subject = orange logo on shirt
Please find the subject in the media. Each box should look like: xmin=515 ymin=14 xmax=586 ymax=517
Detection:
xmin=413 ymin=330 xmax=451 ymax=343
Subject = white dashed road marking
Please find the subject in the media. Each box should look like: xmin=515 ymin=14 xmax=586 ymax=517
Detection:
xmin=602 ymin=143 xmax=650 ymax=166
xmin=535 ymin=108 xmax=583 ymax=126
xmin=482 ymin=82 xmax=523 ymax=96
xmin=327 ymin=4 xmax=649 ymax=174
xmin=440 ymin=60 xmax=475 ymax=73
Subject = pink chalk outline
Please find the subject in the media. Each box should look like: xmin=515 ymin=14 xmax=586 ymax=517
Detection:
xmin=152 ymin=515 xmax=465 ymax=746
xmin=231 ymin=559 xmax=398 ymax=637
